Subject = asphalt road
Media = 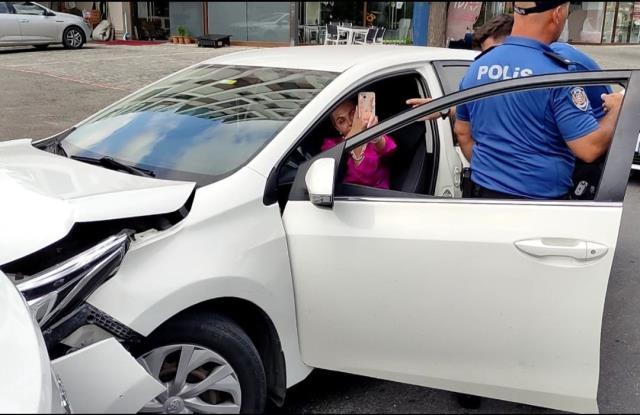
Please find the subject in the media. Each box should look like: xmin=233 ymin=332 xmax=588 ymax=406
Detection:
xmin=0 ymin=42 xmax=639 ymax=413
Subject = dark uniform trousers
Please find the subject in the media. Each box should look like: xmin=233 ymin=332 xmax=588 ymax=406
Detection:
xmin=470 ymin=181 xmax=571 ymax=200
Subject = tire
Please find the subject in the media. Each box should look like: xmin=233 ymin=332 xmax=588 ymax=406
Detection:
xmin=33 ymin=44 xmax=49 ymax=50
xmin=136 ymin=312 xmax=267 ymax=414
xmin=62 ymin=26 xmax=84 ymax=49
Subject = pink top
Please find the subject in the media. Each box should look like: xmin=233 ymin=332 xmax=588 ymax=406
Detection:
xmin=321 ymin=135 xmax=397 ymax=189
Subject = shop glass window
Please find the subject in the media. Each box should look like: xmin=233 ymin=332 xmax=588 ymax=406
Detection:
xmin=567 ymin=2 xmax=605 ymax=43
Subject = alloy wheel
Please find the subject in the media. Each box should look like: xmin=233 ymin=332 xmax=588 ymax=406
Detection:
xmin=65 ymin=29 xmax=83 ymax=48
xmin=137 ymin=344 xmax=242 ymax=414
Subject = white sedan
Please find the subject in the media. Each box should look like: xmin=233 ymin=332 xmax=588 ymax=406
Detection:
xmin=0 ymin=1 xmax=92 ymax=49
xmin=0 ymin=45 xmax=638 ymax=414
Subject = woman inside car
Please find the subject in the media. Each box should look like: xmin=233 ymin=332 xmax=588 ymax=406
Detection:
xmin=321 ymin=98 xmax=397 ymax=189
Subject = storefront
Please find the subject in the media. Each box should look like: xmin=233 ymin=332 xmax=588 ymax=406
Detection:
xmin=297 ymin=1 xmax=414 ymax=44
xmin=47 ymin=1 xmax=640 ymax=46
xmin=469 ymin=1 xmax=640 ymax=45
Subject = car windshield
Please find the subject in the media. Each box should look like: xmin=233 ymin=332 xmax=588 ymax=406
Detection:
xmin=60 ymin=64 xmax=337 ymax=186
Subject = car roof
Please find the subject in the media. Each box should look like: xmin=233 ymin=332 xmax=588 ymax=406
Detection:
xmin=203 ymin=45 xmax=478 ymax=73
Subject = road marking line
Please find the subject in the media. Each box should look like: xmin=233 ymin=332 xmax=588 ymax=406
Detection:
xmin=0 ymin=48 xmax=256 ymax=67
xmin=0 ymin=66 xmax=131 ymax=91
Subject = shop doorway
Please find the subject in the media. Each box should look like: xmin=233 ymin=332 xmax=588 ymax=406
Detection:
xmin=132 ymin=1 xmax=170 ymax=40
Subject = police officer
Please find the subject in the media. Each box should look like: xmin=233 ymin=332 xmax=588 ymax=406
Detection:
xmin=454 ymin=1 xmax=623 ymax=199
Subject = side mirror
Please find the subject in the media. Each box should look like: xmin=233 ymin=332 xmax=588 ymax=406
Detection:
xmin=44 ymin=10 xmax=55 ymax=16
xmin=305 ymin=158 xmax=335 ymax=207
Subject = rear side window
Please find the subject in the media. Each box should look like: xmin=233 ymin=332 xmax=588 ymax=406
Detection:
xmin=11 ymin=2 xmax=44 ymax=15
xmin=432 ymin=60 xmax=472 ymax=95
xmin=0 ymin=2 xmax=10 ymax=13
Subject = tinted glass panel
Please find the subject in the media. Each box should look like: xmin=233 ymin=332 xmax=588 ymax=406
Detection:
xmin=11 ymin=2 xmax=44 ymax=15
xmin=61 ymin=64 xmax=337 ymax=186
xmin=0 ymin=3 xmax=10 ymax=13
xmin=433 ymin=62 xmax=472 ymax=95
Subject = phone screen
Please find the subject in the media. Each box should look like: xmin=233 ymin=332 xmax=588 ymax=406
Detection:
xmin=358 ymin=92 xmax=376 ymax=122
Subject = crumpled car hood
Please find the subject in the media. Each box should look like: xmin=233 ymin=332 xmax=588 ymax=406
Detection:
xmin=0 ymin=139 xmax=196 ymax=264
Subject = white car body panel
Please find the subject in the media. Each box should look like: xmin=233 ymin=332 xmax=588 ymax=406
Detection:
xmin=418 ymin=63 xmax=464 ymax=198
xmin=51 ymin=338 xmax=165 ymax=413
xmin=18 ymin=13 xmax=59 ymax=42
xmin=0 ymin=271 xmax=56 ymax=413
xmin=283 ymin=198 xmax=622 ymax=413
xmin=0 ymin=12 xmax=21 ymax=43
xmin=88 ymin=166 xmax=313 ymax=387
xmin=0 ymin=139 xmax=194 ymax=264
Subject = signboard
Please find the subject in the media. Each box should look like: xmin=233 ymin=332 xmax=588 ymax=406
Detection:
xmin=446 ymin=1 xmax=483 ymax=41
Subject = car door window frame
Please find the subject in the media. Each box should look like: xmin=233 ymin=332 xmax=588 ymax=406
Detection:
xmin=432 ymin=60 xmax=472 ymax=147
xmin=288 ymin=70 xmax=640 ymax=205
xmin=263 ymin=64 xmax=436 ymax=207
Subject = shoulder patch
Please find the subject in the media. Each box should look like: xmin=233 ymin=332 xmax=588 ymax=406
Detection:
xmin=474 ymin=44 xmax=499 ymax=61
xmin=543 ymin=50 xmax=573 ymax=68
xmin=570 ymin=87 xmax=589 ymax=111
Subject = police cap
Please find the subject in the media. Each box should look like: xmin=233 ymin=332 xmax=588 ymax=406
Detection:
xmin=514 ymin=1 xmax=569 ymax=15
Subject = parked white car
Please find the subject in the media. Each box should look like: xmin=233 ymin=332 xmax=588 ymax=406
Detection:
xmin=0 ymin=1 xmax=91 ymax=49
xmin=0 ymin=46 xmax=638 ymax=414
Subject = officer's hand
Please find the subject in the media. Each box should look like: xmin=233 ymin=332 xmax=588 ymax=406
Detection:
xmin=406 ymin=97 xmax=443 ymax=121
xmin=601 ymin=92 xmax=623 ymax=114
xmin=406 ymin=97 xmax=432 ymax=107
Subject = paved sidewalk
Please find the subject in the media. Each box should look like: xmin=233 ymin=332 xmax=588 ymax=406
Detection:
xmin=576 ymin=44 xmax=640 ymax=69
xmin=0 ymin=43 xmax=252 ymax=140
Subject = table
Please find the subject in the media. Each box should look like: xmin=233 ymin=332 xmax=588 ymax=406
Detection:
xmin=196 ymin=34 xmax=231 ymax=48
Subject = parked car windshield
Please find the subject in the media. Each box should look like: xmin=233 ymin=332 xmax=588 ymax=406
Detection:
xmin=60 ymin=64 xmax=337 ymax=186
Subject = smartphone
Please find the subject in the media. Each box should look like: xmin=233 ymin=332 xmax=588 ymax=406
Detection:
xmin=358 ymin=92 xmax=376 ymax=124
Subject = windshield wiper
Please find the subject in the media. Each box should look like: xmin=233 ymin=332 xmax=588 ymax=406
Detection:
xmin=70 ymin=155 xmax=155 ymax=177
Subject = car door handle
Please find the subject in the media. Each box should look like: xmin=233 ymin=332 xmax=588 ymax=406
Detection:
xmin=514 ymin=238 xmax=608 ymax=260
xmin=19 ymin=19 xmax=29 ymax=23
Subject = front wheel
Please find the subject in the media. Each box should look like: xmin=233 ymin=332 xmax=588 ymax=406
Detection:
xmin=62 ymin=26 xmax=84 ymax=49
xmin=136 ymin=312 xmax=267 ymax=414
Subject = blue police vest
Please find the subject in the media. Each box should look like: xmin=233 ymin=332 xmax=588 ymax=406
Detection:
xmin=456 ymin=36 xmax=600 ymax=199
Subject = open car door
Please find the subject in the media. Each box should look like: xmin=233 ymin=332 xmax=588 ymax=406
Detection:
xmin=282 ymin=70 xmax=640 ymax=413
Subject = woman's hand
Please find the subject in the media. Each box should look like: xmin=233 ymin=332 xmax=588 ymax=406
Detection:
xmin=346 ymin=107 xmax=367 ymax=138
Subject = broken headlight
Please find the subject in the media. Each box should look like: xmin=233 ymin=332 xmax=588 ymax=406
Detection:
xmin=7 ymin=230 xmax=132 ymax=329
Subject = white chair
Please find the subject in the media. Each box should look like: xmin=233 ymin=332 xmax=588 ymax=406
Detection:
xmin=324 ymin=24 xmax=347 ymax=45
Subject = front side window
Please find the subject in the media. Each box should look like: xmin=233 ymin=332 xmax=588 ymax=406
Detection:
xmin=11 ymin=2 xmax=44 ymax=15
xmin=60 ymin=64 xmax=337 ymax=186
xmin=0 ymin=2 xmax=11 ymax=13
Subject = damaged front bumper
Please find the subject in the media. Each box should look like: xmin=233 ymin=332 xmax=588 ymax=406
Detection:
xmin=4 ymin=230 xmax=163 ymax=412
xmin=51 ymin=337 xmax=165 ymax=413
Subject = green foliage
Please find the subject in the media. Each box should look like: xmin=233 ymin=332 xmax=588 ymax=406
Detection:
xmin=177 ymin=25 xmax=187 ymax=37
xmin=383 ymin=37 xmax=412 ymax=45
